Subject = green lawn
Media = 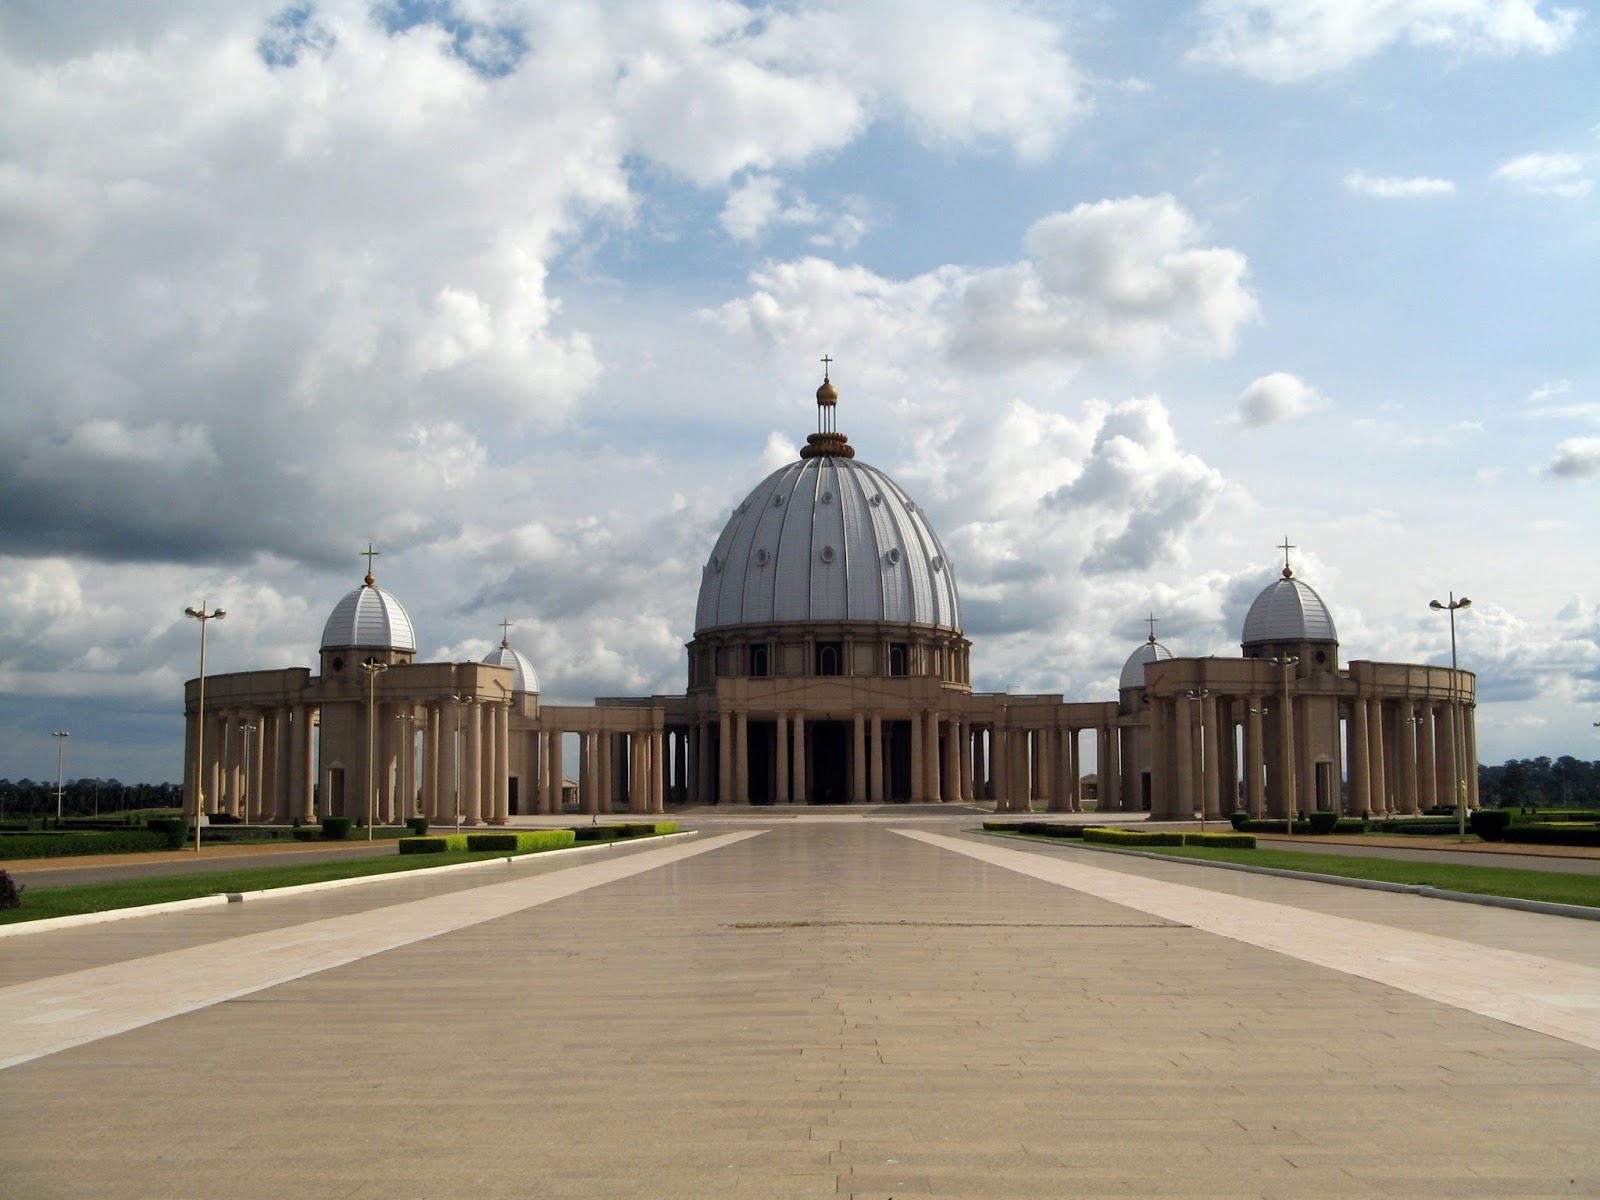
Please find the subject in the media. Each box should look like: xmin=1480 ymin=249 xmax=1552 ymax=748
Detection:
xmin=0 ymin=848 xmax=552 ymax=925
xmin=1116 ymin=844 xmax=1600 ymax=909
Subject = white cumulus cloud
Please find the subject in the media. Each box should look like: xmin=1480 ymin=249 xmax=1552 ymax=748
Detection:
xmin=1344 ymin=170 xmax=1456 ymax=198
xmin=1233 ymin=372 xmax=1329 ymax=428
xmin=1493 ymin=151 xmax=1593 ymax=197
xmin=1545 ymin=437 xmax=1600 ymax=479
xmin=1190 ymin=0 xmax=1581 ymax=82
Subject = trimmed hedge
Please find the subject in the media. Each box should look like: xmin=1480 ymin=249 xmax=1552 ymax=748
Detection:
xmin=981 ymin=821 xmax=1089 ymax=838
xmin=1184 ymin=831 xmax=1256 ymax=848
xmin=405 ymin=816 xmax=430 ymax=836
xmin=321 ymin=816 xmax=353 ymax=841
xmin=146 ymin=816 xmax=190 ymax=848
xmin=1082 ymin=828 xmax=1184 ymax=847
xmin=1501 ymin=823 xmax=1600 ymax=847
xmin=1469 ymin=809 xmax=1513 ymax=841
xmin=0 ymin=830 xmax=172 ymax=859
xmin=1306 ymin=811 xmax=1340 ymax=835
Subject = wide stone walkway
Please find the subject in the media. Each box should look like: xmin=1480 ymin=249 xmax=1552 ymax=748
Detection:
xmin=2 ymin=818 xmax=1597 ymax=1199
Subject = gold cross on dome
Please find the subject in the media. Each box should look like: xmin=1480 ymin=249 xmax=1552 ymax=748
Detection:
xmin=361 ymin=543 xmax=380 ymax=580
xmin=820 ymin=354 xmax=832 ymax=380
xmin=500 ymin=618 xmax=513 ymax=646
xmin=1278 ymin=536 xmax=1296 ymax=572
xmin=1145 ymin=612 xmax=1159 ymax=643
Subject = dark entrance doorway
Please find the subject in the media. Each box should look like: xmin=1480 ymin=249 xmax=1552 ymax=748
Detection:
xmin=509 ymin=777 xmax=519 ymax=816
xmin=809 ymin=721 xmax=849 ymax=804
xmin=747 ymin=719 xmax=775 ymax=804
xmin=888 ymin=720 xmax=912 ymax=801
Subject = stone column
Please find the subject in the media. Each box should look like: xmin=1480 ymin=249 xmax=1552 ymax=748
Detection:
xmin=942 ymin=718 xmax=960 ymax=802
xmin=1200 ymin=695 xmax=1221 ymax=820
xmin=650 ymin=730 xmax=665 ymax=813
xmin=1245 ymin=699 xmax=1264 ymax=816
xmin=1350 ymin=698 xmax=1371 ymax=816
xmin=1465 ymin=706 xmax=1479 ymax=809
xmin=733 ymin=712 xmax=748 ymax=805
xmin=462 ymin=702 xmax=484 ymax=825
xmin=924 ymin=710 xmax=941 ymax=803
xmin=1173 ymin=698 xmax=1195 ymax=819
xmin=870 ymin=714 xmax=885 ymax=803
xmin=852 ymin=714 xmax=867 ymax=803
xmin=1098 ymin=725 xmax=1119 ymax=813
xmin=718 ymin=713 xmax=733 ymax=806
xmin=491 ymin=702 xmax=510 ymax=824
xmin=1367 ymin=700 xmax=1387 ymax=816
xmin=1417 ymin=704 xmax=1437 ymax=812
xmin=1067 ymin=729 xmax=1082 ymax=813
xmin=959 ymin=721 xmax=974 ymax=802
xmin=910 ymin=713 xmax=925 ymax=802
xmin=1438 ymin=704 xmax=1460 ymax=811
xmin=1397 ymin=703 xmax=1419 ymax=815
xmin=992 ymin=728 xmax=1010 ymax=810
xmin=423 ymin=706 xmax=441 ymax=820
xmin=548 ymin=731 xmax=565 ymax=815
xmin=793 ymin=717 xmax=807 ymax=805
xmin=775 ymin=713 xmax=790 ymax=805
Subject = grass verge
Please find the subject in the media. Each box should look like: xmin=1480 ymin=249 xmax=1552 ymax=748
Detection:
xmin=1123 ymin=844 xmax=1600 ymax=909
xmin=3 ymin=840 xmax=615 ymax=925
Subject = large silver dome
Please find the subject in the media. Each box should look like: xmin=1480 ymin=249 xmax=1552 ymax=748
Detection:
xmin=695 ymin=454 xmax=961 ymax=634
xmin=320 ymin=580 xmax=417 ymax=652
xmin=1241 ymin=572 xmax=1337 ymax=645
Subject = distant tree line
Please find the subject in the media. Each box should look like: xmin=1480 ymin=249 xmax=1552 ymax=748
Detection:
xmin=1478 ymin=757 xmax=1600 ymax=810
xmin=0 ymin=778 xmax=182 ymax=819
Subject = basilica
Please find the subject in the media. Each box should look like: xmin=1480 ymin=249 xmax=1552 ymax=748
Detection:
xmin=183 ymin=372 xmax=1477 ymax=824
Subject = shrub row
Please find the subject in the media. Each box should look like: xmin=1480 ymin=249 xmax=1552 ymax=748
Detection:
xmin=1501 ymin=823 xmax=1600 ymax=847
xmin=1082 ymin=828 xmax=1185 ymax=847
xmin=398 ymin=834 xmax=471 ymax=855
xmin=981 ymin=821 xmax=1086 ymax=837
xmin=573 ymin=821 xmax=676 ymax=842
xmin=1183 ymin=831 xmax=1256 ymax=848
xmin=465 ymin=830 xmax=578 ymax=853
xmin=0 ymin=830 xmax=173 ymax=859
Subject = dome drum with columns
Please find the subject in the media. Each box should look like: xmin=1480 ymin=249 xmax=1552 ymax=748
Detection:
xmin=183 ymin=369 xmax=1476 ymax=822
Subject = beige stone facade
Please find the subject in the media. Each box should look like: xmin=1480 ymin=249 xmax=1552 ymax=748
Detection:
xmin=182 ymin=380 xmax=1475 ymax=823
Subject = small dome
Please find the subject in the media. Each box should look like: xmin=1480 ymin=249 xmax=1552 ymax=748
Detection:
xmin=482 ymin=642 xmax=539 ymax=694
xmin=1241 ymin=573 xmax=1337 ymax=645
xmin=321 ymin=581 xmax=416 ymax=652
xmin=1119 ymin=638 xmax=1173 ymax=691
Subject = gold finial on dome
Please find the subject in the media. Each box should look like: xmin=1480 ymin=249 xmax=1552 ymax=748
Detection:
xmin=800 ymin=356 xmax=855 ymax=459
xmin=1278 ymin=536 xmax=1296 ymax=579
xmin=361 ymin=542 xmax=380 ymax=588
xmin=816 ymin=355 xmax=838 ymax=406
xmin=500 ymin=617 xmax=513 ymax=649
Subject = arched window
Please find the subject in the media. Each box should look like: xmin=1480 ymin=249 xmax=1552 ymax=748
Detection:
xmin=816 ymin=642 xmax=842 ymax=676
xmin=889 ymin=643 xmax=908 ymax=676
xmin=748 ymin=645 xmax=769 ymax=677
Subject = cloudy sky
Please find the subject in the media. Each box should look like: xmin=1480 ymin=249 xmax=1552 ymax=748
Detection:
xmin=2 ymin=0 xmax=1597 ymax=784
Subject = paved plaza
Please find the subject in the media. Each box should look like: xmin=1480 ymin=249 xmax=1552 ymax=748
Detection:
xmin=2 ymin=814 xmax=1598 ymax=1198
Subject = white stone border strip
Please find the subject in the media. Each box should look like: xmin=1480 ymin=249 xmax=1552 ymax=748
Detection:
xmin=0 ymin=831 xmax=698 ymax=939
xmin=0 ymin=830 xmax=758 ymax=1070
xmin=899 ymin=828 xmax=1600 ymax=1053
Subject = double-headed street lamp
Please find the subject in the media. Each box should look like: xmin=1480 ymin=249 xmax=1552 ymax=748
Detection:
xmin=361 ymin=659 xmax=389 ymax=842
xmin=1429 ymin=593 xmax=1472 ymax=843
xmin=184 ymin=603 xmax=225 ymax=851
xmin=52 ymin=731 xmax=69 ymax=822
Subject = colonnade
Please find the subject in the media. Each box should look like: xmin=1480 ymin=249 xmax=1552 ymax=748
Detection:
xmin=183 ymin=699 xmax=668 ymax=825
xmin=1136 ymin=691 xmax=1478 ymax=820
xmin=682 ymin=710 xmax=1124 ymax=809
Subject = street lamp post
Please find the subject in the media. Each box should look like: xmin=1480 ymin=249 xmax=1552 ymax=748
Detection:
xmin=361 ymin=659 xmax=389 ymax=842
xmin=184 ymin=603 xmax=226 ymax=852
xmin=241 ymin=723 xmax=256 ymax=827
xmin=52 ymin=731 xmax=69 ymax=822
xmin=451 ymin=694 xmax=468 ymax=834
xmin=1429 ymin=593 xmax=1472 ymax=843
